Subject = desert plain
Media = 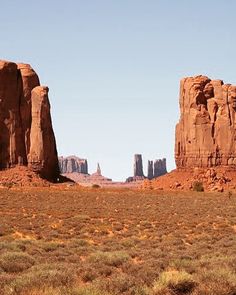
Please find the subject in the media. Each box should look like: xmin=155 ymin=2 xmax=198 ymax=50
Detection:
xmin=0 ymin=186 xmax=236 ymax=295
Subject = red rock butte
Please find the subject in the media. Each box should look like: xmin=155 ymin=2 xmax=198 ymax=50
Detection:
xmin=175 ymin=75 xmax=236 ymax=169
xmin=0 ymin=60 xmax=59 ymax=181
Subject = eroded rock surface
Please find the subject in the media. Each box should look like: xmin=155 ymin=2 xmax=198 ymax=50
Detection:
xmin=59 ymin=156 xmax=88 ymax=174
xmin=134 ymin=154 xmax=144 ymax=177
xmin=147 ymin=160 xmax=154 ymax=179
xmin=0 ymin=60 xmax=59 ymax=181
xmin=154 ymin=158 xmax=167 ymax=177
xmin=175 ymin=75 xmax=236 ymax=168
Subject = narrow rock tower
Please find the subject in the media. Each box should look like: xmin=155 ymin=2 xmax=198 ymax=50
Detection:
xmin=134 ymin=154 xmax=144 ymax=177
xmin=147 ymin=160 xmax=154 ymax=179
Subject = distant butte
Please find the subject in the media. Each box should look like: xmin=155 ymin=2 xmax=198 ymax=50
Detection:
xmin=59 ymin=156 xmax=88 ymax=174
xmin=60 ymin=160 xmax=113 ymax=186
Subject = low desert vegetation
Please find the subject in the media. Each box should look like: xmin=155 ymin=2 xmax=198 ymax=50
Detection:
xmin=192 ymin=181 xmax=204 ymax=192
xmin=0 ymin=188 xmax=236 ymax=294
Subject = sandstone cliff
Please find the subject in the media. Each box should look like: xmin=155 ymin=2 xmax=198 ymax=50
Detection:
xmin=0 ymin=60 xmax=59 ymax=181
xmin=175 ymin=75 xmax=236 ymax=169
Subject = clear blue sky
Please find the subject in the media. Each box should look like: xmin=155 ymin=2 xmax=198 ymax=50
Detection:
xmin=1 ymin=0 xmax=236 ymax=180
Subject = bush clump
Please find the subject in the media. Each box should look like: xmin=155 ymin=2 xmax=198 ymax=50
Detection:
xmin=5 ymin=263 xmax=77 ymax=294
xmin=0 ymin=252 xmax=35 ymax=273
xmin=192 ymin=181 xmax=204 ymax=192
xmin=92 ymin=184 xmax=100 ymax=189
xmin=153 ymin=270 xmax=196 ymax=294
xmin=89 ymin=251 xmax=130 ymax=267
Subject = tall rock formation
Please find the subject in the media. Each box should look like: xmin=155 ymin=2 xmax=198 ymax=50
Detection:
xmin=127 ymin=155 xmax=167 ymax=182
xmin=154 ymin=158 xmax=167 ymax=177
xmin=28 ymin=86 xmax=59 ymax=180
xmin=59 ymin=156 xmax=88 ymax=174
xmin=134 ymin=154 xmax=144 ymax=177
xmin=96 ymin=163 xmax=101 ymax=175
xmin=175 ymin=75 xmax=236 ymax=169
xmin=0 ymin=60 xmax=59 ymax=181
xmin=147 ymin=160 xmax=154 ymax=179
xmin=18 ymin=63 xmax=40 ymax=155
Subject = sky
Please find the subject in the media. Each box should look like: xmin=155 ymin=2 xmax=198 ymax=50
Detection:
xmin=1 ymin=0 xmax=236 ymax=181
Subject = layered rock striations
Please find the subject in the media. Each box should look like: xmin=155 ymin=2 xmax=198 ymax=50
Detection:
xmin=175 ymin=75 xmax=236 ymax=169
xmin=59 ymin=156 xmax=88 ymax=174
xmin=0 ymin=60 xmax=59 ymax=181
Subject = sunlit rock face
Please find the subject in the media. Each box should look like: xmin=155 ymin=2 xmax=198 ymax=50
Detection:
xmin=0 ymin=60 xmax=59 ymax=181
xmin=175 ymin=75 xmax=236 ymax=169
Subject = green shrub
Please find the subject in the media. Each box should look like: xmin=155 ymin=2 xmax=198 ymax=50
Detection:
xmin=192 ymin=181 xmax=204 ymax=192
xmin=153 ymin=270 xmax=196 ymax=294
xmin=92 ymin=184 xmax=100 ymax=189
xmin=0 ymin=241 xmax=27 ymax=252
xmin=193 ymin=268 xmax=236 ymax=295
xmin=70 ymin=238 xmax=89 ymax=248
xmin=5 ymin=263 xmax=77 ymax=294
xmin=169 ymin=258 xmax=196 ymax=274
xmin=98 ymin=273 xmax=136 ymax=294
xmin=0 ymin=252 xmax=35 ymax=273
xmin=41 ymin=241 xmax=64 ymax=252
xmin=69 ymin=286 xmax=111 ymax=295
xmin=89 ymin=251 xmax=130 ymax=267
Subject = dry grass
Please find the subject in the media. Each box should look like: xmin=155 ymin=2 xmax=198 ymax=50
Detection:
xmin=0 ymin=187 xmax=236 ymax=294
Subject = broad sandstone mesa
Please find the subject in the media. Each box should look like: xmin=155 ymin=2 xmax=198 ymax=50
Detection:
xmin=0 ymin=60 xmax=59 ymax=181
xmin=59 ymin=156 xmax=88 ymax=174
xmin=175 ymin=75 xmax=236 ymax=169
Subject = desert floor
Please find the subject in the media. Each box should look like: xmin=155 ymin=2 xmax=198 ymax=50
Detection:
xmin=0 ymin=187 xmax=236 ymax=295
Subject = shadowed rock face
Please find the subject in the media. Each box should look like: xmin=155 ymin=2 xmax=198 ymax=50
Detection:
xmin=147 ymin=160 xmax=154 ymax=179
xmin=0 ymin=60 xmax=59 ymax=181
xmin=175 ymin=75 xmax=236 ymax=169
xmin=134 ymin=154 xmax=144 ymax=177
xmin=59 ymin=156 xmax=88 ymax=174
xmin=154 ymin=158 xmax=167 ymax=177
